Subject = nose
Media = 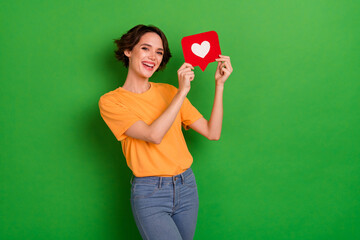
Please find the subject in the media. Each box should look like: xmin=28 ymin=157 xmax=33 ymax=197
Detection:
xmin=148 ymin=51 xmax=156 ymax=60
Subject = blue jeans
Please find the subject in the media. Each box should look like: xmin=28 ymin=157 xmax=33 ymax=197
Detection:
xmin=130 ymin=167 xmax=199 ymax=240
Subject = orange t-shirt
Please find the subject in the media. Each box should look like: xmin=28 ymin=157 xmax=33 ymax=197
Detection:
xmin=98 ymin=82 xmax=203 ymax=177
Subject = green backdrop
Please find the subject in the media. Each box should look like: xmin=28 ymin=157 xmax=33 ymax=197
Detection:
xmin=1 ymin=0 xmax=359 ymax=239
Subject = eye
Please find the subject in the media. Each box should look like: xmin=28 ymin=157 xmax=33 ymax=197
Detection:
xmin=157 ymin=52 xmax=163 ymax=55
xmin=141 ymin=47 xmax=148 ymax=50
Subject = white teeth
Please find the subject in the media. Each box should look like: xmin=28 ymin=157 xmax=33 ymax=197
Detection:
xmin=143 ymin=62 xmax=154 ymax=67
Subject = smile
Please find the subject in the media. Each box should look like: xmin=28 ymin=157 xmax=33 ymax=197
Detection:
xmin=142 ymin=61 xmax=155 ymax=71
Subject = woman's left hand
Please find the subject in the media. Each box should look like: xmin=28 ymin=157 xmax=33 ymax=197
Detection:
xmin=215 ymin=54 xmax=233 ymax=86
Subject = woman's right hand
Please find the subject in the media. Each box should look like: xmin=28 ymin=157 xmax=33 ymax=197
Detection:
xmin=177 ymin=62 xmax=194 ymax=94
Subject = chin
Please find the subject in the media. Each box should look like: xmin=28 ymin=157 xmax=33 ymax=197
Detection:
xmin=141 ymin=71 xmax=154 ymax=79
xmin=140 ymin=67 xmax=158 ymax=78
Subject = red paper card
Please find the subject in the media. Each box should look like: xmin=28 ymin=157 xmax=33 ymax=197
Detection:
xmin=181 ymin=31 xmax=221 ymax=71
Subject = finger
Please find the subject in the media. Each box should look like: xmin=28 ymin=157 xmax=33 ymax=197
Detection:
xmin=184 ymin=63 xmax=194 ymax=70
xmin=178 ymin=68 xmax=194 ymax=75
xmin=222 ymin=67 xmax=231 ymax=75
xmin=219 ymin=62 xmax=226 ymax=70
xmin=223 ymin=61 xmax=233 ymax=72
xmin=217 ymin=61 xmax=222 ymax=70
xmin=185 ymin=72 xmax=195 ymax=77
xmin=221 ymin=62 xmax=230 ymax=74
xmin=178 ymin=65 xmax=194 ymax=73
xmin=218 ymin=64 xmax=225 ymax=75
xmin=219 ymin=54 xmax=230 ymax=59
xmin=216 ymin=54 xmax=231 ymax=61
xmin=178 ymin=62 xmax=191 ymax=71
xmin=180 ymin=71 xmax=194 ymax=79
xmin=185 ymin=72 xmax=195 ymax=81
xmin=223 ymin=58 xmax=233 ymax=70
xmin=215 ymin=57 xmax=230 ymax=62
xmin=178 ymin=62 xmax=194 ymax=71
xmin=216 ymin=59 xmax=232 ymax=72
xmin=215 ymin=59 xmax=229 ymax=64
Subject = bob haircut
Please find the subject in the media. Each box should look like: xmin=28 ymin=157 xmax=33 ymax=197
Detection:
xmin=114 ymin=24 xmax=172 ymax=71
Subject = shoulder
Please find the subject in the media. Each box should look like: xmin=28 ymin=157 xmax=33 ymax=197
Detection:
xmin=99 ymin=90 xmax=114 ymax=103
xmin=98 ymin=88 xmax=123 ymax=107
xmin=152 ymin=82 xmax=178 ymax=94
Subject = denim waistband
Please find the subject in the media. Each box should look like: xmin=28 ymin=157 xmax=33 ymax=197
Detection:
xmin=130 ymin=168 xmax=193 ymax=185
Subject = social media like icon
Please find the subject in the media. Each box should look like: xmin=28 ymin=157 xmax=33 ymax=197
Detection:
xmin=181 ymin=31 xmax=221 ymax=71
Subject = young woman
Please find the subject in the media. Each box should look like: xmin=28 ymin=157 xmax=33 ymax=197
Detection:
xmin=99 ymin=24 xmax=232 ymax=240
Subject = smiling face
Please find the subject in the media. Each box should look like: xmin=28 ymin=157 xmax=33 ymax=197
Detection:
xmin=124 ymin=32 xmax=164 ymax=79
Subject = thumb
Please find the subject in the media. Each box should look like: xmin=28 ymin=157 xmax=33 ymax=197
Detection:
xmin=217 ymin=61 xmax=221 ymax=71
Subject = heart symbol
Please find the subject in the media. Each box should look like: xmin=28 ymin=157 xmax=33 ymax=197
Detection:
xmin=191 ymin=41 xmax=210 ymax=58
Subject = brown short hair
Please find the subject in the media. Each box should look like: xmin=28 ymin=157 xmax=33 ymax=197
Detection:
xmin=114 ymin=24 xmax=172 ymax=71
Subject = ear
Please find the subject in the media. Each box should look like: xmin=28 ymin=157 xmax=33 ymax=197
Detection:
xmin=124 ymin=49 xmax=131 ymax=58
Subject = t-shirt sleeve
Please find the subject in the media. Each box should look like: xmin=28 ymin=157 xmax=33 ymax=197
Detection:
xmin=180 ymin=96 xmax=203 ymax=131
xmin=98 ymin=95 xmax=141 ymax=141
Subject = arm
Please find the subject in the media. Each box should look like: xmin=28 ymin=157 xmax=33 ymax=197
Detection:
xmin=124 ymin=89 xmax=187 ymax=144
xmin=124 ymin=63 xmax=195 ymax=144
xmin=188 ymin=55 xmax=233 ymax=140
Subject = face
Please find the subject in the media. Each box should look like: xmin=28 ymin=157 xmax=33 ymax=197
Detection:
xmin=124 ymin=32 xmax=164 ymax=79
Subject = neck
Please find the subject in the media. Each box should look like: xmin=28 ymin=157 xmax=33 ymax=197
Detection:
xmin=122 ymin=69 xmax=150 ymax=94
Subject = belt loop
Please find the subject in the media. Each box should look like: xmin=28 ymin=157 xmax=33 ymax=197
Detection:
xmin=130 ymin=174 xmax=134 ymax=184
xmin=158 ymin=177 xmax=162 ymax=188
xmin=181 ymin=173 xmax=184 ymax=185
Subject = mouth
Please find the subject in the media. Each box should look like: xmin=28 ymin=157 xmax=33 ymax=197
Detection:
xmin=142 ymin=61 xmax=155 ymax=71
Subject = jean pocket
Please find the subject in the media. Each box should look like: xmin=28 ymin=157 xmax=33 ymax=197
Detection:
xmin=131 ymin=183 xmax=160 ymax=199
xmin=184 ymin=173 xmax=197 ymax=188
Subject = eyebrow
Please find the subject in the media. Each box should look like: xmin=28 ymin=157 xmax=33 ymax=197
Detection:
xmin=140 ymin=43 xmax=164 ymax=51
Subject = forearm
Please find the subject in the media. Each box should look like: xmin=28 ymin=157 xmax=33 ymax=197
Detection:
xmin=149 ymin=89 xmax=188 ymax=143
xmin=208 ymin=85 xmax=224 ymax=140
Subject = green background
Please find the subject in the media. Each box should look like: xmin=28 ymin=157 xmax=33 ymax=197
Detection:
xmin=1 ymin=0 xmax=359 ymax=239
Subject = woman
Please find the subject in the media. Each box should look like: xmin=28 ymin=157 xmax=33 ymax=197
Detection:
xmin=99 ymin=24 xmax=232 ymax=240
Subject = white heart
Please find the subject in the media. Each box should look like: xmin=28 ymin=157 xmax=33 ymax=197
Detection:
xmin=191 ymin=41 xmax=210 ymax=58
